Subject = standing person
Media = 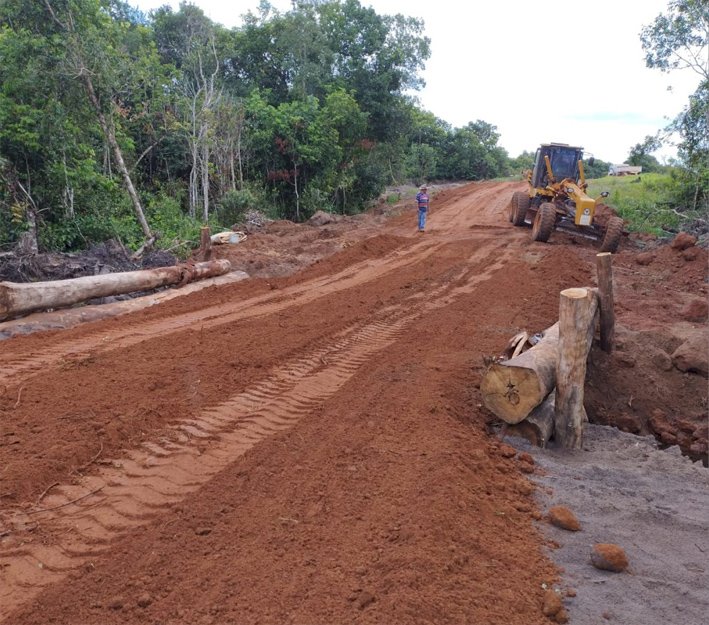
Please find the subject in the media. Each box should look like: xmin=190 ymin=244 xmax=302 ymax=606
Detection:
xmin=416 ymin=184 xmax=430 ymax=232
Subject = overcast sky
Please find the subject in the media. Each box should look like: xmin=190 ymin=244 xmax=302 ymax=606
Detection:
xmin=132 ymin=0 xmax=700 ymax=164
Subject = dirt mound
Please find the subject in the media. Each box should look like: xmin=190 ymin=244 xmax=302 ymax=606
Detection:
xmin=617 ymin=243 xmax=708 ymax=290
xmin=592 ymin=203 xmax=620 ymax=229
xmin=586 ymin=325 xmax=707 ymax=464
xmin=288 ymin=234 xmax=410 ymax=283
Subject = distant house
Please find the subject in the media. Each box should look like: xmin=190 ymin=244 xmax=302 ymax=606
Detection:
xmin=608 ymin=164 xmax=642 ymax=176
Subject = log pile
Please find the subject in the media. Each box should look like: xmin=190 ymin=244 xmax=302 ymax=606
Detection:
xmin=480 ymin=253 xmax=615 ymax=449
xmin=0 ymin=259 xmax=232 ymax=321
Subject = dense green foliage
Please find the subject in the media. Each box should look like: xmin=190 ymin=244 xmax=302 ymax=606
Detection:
xmin=0 ymin=0 xmax=705 ymax=254
xmin=0 ymin=0 xmax=515 ymax=253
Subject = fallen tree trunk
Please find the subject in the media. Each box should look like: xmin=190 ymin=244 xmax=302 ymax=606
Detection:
xmin=504 ymin=390 xmax=555 ymax=447
xmin=0 ymin=259 xmax=231 ymax=321
xmin=480 ymin=323 xmax=559 ymax=424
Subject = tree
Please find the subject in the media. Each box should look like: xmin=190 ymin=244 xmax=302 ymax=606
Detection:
xmin=641 ymin=0 xmax=708 ymax=211
xmin=640 ymin=0 xmax=708 ymax=83
xmin=42 ymin=0 xmax=155 ymax=243
xmin=0 ymin=0 xmax=164 ymax=251
xmin=153 ymin=4 xmax=223 ymax=222
xmin=315 ymin=0 xmax=430 ymax=141
xmin=627 ymin=135 xmax=663 ymax=173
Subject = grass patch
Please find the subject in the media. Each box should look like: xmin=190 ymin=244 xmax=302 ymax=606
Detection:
xmin=587 ymin=173 xmax=701 ymax=235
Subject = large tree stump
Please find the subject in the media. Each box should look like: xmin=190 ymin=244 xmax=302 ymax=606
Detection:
xmin=554 ymin=288 xmax=599 ymax=448
xmin=480 ymin=323 xmax=559 ymax=424
xmin=0 ymin=259 xmax=231 ymax=321
xmin=596 ymin=252 xmax=615 ymax=353
xmin=505 ymin=391 xmax=555 ymax=447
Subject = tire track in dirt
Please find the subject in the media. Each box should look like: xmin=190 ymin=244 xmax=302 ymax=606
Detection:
xmin=0 ymin=183 xmax=521 ymax=390
xmin=0 ymin=238 xmax=441 ymax=388
xmin=0 ymin=237 xmax=517 ymax=619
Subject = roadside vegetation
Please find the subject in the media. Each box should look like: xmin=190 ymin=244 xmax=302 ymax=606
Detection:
xmin=588 ymin=173 xmax=705 ymax=236
xmin=0 ymin=0 xmax=705 ymax=256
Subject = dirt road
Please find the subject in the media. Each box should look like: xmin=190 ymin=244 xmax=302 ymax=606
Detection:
xmin=0 ymin=181 xmax=706 ymax=624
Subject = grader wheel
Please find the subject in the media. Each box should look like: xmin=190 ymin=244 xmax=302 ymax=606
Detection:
xmin=510 ymin=192 xmax=530 ymax=226
xmin=532 ymin=202 xmax=556 ymax=242
xmin=600 ymin=216 xmax=624 ymax=253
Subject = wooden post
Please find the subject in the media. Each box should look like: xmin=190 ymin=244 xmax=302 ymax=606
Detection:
xmin=554 ymin=288 xmax=599 ymax=449
xmin=199 ymin=226 xmax=212 ymax=261
xmin=596 ymin=252 xmax=615 ymax=353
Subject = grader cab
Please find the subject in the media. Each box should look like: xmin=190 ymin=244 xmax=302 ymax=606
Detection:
xmin=508 ymin=143 xmax=624 ymax=253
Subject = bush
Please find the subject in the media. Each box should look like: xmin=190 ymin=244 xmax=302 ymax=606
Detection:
xmin=146 ymin=194 xmax=205 ymax=258
xmin=213 ymin=184 xmax=279 ymax=226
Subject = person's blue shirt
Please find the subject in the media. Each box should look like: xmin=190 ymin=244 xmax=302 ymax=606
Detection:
xmin=416 ymin=191 xmax=429 ymax=210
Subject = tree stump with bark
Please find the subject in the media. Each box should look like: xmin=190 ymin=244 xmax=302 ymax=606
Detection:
xmin=480 ymin=323 xmax=559 ymax=424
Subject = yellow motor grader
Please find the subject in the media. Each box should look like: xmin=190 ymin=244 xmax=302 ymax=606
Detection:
xmin=508 ymin=143 xmax=624 ymax=253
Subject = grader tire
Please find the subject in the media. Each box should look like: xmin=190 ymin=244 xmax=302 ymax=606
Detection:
xmin=511 ymin=192 xmax=530 ymax=226
xmin=600 ymin=216 xmax=624 ymax=253
xmin=532 ymin=202 xmax=556 ymax=243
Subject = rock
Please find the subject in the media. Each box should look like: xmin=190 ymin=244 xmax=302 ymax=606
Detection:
xmin=615 ymin=412 xmax=642 ymax=434
xmin=690 ymin=439 xmax=708 ymax=456
xmin=542 ymin=589 xmax=563 ymax=617
xmin=670 ymin=232 xmax=697 ymax=251
xmin=658 ymin=429 xmax=678 ymax=446
xmin=548 ymin=506 xmax=581 ymax=531
xmin=354 ymin=591 xmax=375 ymax=610
xmin=676 ymin=419 xmax=696 ymax=434
xmin=693 ymin=422 xmax=708 ymax=441
xmin=497 ymin=443 xmax=517 ymax=459
xmin=518 ymin=452 xmax=535 ymax=473
xmin=635 ymin=252 xmax=655 ymax=266
xmin=137 ymin=592 xmax=152 ymax=608
xmin=650 ymin=350 xmax=673 ymax=372
xmin=554 ymin=608 xmax=569 ymax=624
xmin=672 ymin=332 xmax=709 ymax=376
xmin=107 ymin=596 xmax=124 ymax=610
xmin=308 ymin=210 xmax=341 ymax=227
xmin=648 ymin=409 xmax=670 ymax=434
xmin=682 ymin=247 xmax=700 ymax=261
xmin=680 ymin=299 xmax=708 ymax=323
xmin=195 ymin=527 xmax=212 ymax=536
xmin=590 ymin=543 xmax=629 ymax=572
xmin=613 ymin=352 xmax=636 ymax=368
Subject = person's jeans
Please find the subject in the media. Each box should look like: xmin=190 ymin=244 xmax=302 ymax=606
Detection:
xmin=418 ymin=208 xmax=427 ymax=230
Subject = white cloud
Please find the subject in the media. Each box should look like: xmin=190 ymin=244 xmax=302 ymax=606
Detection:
xmin=132 ymin=0 xmax=701 ymax=163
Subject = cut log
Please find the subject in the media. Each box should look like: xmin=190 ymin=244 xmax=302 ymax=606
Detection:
xmin=505 ymin=391 xmax=555 ymax=447
xmin=480 ymin=323 xmax=559 ymax=424
xmin=596 ymin=252 xmax=615 ymax=353
xmin=0 ymin=259 xmax=231 ymax=321
xmin=554 ymin=287 xmax=599 ymax=449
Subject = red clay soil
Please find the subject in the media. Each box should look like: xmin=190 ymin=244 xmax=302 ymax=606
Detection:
xmin=0 ymin=181 xmax=706 ymax=624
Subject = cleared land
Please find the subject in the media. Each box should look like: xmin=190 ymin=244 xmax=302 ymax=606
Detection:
xmin=1 ymin=181 xmax=706 ymax=624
